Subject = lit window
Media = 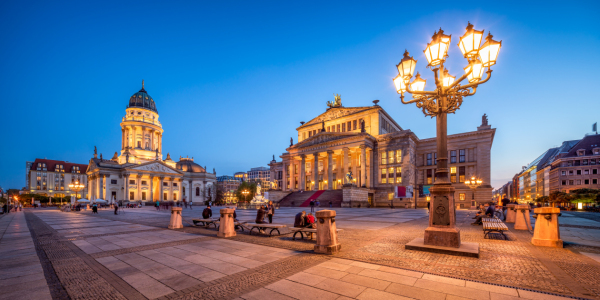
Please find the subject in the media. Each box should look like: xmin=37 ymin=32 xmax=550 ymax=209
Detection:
xmin=459 ymin=193 xmax=466 ymax=200
xmin=396 ymin=167 xmax=402 ymax=183
xmin=381 ymin=152 xmax=387 ymax=165
xmin=389 ymin=151 xmax=395 ymax=164
xmin=381 ymin=168 xmax=387 ymax=184
xmin=396 ymin=150 xmax=402 ymax=163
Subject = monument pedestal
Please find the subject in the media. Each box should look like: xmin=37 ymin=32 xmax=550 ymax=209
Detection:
xmin=217 ymin=208 xmax=236 ymax=238
xmin=168 ymin=207 xmax=183 ymax=229
xmin=514 ymin=204 xmax=531 ymax=230
xmin=314 ymin=210 xmax=341 ymax=254
xmin=531 ymin=207 xmax=562 ymax=247
xmin=424 ymin=226 xmax=461 ymax=248
xmin=506 ymin=204 xmax=517 ymax=223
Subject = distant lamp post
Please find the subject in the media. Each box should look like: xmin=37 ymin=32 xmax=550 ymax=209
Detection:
xmin=393 ymin=22 xmax=501 ymax=250
xmin=242 ymin=190 xmax=249 ymax=202
xmin=464 ymin=176 xmax=483 ymax=209
xmin=69 ymin=180 xmax=85 ymax=204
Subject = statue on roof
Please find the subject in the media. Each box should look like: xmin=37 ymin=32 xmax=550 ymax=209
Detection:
xmin=482 ymin=113 xmax=488 ymax=126
xmin=126 ymin=153 xmax=129 ymax=163
xmin=360 ymin=119 xmax=366 ymax=133
xmin=327 ymin=93 xmax=342 ymax=108
xmin=290 ymin=137 xmax=293 ymax=147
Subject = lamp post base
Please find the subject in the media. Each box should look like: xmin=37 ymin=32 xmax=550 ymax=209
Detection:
xmin=424 ymin=226 xmax=461 ymax=248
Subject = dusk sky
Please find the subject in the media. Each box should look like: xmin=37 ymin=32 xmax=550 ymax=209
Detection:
xmin=0 ymin=1 xmax=598 ymax=190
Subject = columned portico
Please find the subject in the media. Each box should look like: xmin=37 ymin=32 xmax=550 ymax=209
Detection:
xmin=137 ymin=174 xmax=142 ymax=200
xmin=313 ymin=153 xmax=319 ymax=191
xmin=159 ymin=177 xmax=164 ymax=200
xmin=150 ymin=176 xmax=155 ymax=201
xmin=282 ymin=161 xmax=287 ymax=191
xmin=124 ymin=173 xmax=130 ymax=201
xmin=360 ymin=145 xmax=367 ymax=187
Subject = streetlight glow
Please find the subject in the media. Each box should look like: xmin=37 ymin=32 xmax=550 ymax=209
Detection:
xmin=479 ymin=32 xmax=502 ymax=67
xmin=464 ymin=59 xmax=485 ymax=83
xmin=423 ymin=29 xmax=451 ymax=67
xmin=457 ymin=22 xmax=484 ymax=58
xmin=442 ymin=69 xmax=455 ymax=87
xmin=396 ymin=50 xmax=417 ymax=80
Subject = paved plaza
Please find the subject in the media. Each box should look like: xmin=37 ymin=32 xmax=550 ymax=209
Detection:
xmin=1 ymin=207 xmax=600 ymax=300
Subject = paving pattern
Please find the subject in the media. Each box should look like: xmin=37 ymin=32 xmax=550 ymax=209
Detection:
xmin=4 ymin=206 xmax=600 ymax=299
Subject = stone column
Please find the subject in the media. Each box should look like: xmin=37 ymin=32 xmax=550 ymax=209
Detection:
xmin=282 ymin=161 xmax=287 ymax=191
xmin=150 ymin=129 xmax=154 ymax=150
xmin=218 ymin=208 xmax=236 ymax=238
xmin=150 ymin=176 xmax=154 ymax=201
xmin=314 ymin=210 xmax=341 ymax=254
xmin=313 ymin=153 xmax=319 ymax=190
xmin=137 ymin=174 xmax=142 ymax=201
xmin=360 ymin=145 xmax=367 ymax=187
xmin=159 ymin=177 xmax=164 ymax=201
xmin=300 ymin=155 xmax=306 ymax=191
xmin=532 ymin=207 xmax=563 ymax=247
xmin=101 ymin=175 xmax=106 ymax=200
xmin=124 ymin=173 xmax=129 ymax=201
xmin=342 ymin=147 xmax=349 ymax=182
xmin=189 ymin=180 xmax=193 ymax=203
xmin=506 ymin=204 xmax=517 ymax=223
xmin=327 ymin=151 xmax=333 ymax=190
xmin=121 ymin=129 xmax=125 ymax=150
xmin=514 ymin=204 xmax=532 ymax=231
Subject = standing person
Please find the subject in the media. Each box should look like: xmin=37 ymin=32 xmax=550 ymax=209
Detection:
xmin=501 ymin=197 xmax=510 ymax=221
xmin=190 ymin=200 xmax=193 ymax=210
xmin=316 ymin=200 xmax=320 ymax=208
xmin=305 ymin=213 xmax=316 ymax=239
xmin=114 ymin=202 xmax=119 ymax=215
xmin=267 ymin=201 xmax=275 ymax=224
xmin=202 ymin=205 xmax=213 ymax=219
xmin=427 ymin=201 xmax=431 ymax=211
xmin=310 ymin=200 xmax=315 ymax=213
xmin=329 ymin=201 xmax=332 ymax=208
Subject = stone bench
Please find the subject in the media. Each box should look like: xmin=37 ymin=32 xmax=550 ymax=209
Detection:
xmin=291 ymin=227 xmax=343 ymax=240
xmin=245 ymin=223 xmax=287 ymax=236
xmin=192 ymin=218 xmax=219 ymax=228
xmin=482 ymin=217 xmax=508 ymax=240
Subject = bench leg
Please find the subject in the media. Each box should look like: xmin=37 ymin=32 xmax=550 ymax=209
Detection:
xmin=250 ymin=227 xmax=258 ymax=235
xmin=269 ymin=228 xmax=280 ymax=236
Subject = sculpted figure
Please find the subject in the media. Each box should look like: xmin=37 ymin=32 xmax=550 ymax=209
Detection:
xmin=482 ymin=113 xmax=488 ymax=126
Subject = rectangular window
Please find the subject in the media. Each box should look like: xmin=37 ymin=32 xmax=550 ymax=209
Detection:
xmin=434 ymin=153 xmax=437 ymax=165
xmin=313 ymin=130 xmax=316 ymax=136
xmin=353 ymin=120 xmax=357 ymax=130
xmin=459 ymin=149 xmax=465 ymax=163
xmin=585 ymin=179 xmax=590 ymax=185
xmin=569 ymin=170 xmax=574 ymax=175
xmin=337 ymin=124 xmax=340 ymax=132
xmin=591 ymin=159 xmax=597 ymax=165
xmin=173 ymin=183 xmax=178 ymax=187
xmin=381 ymin=152 xmax=387 ymax=164
xmin=381 ymin=168 xmax=387 ymax=184
xmin=426 ymin=169 xmax=433 ymax=184
xmin=347 ymin=121 xmax=352 ymax=131
xmin=583 ymin=159 xmax=588 ymax=165
xmin=584 ymin=170 xmax=589 ymax=175
xmin=342 ymin=123 xmax=346 ymax=132
xmin=450 ymin=150 xmax=457 ymax=163
xmin=459 ymin=166 xmax=465 ymax=183
xmin=163 ymin=182 xmax=168 ymax=186
xmin=562 ymin=180 xmax=567 ymax=185
xmin=459 ymin=193 xmax=466 ymax=200
xmin=129 ymin=179 xmax=135 ymax=184
xmin=561 ymin=171 xmax=566 ymax=176
xmin=450 ymin=167 xmax=457 ymax=183
xmin=309 ymin=131 xmax=312 ymax=137
xmin=569 ymin=180 xmax=574 ymax=185
xmin=388 ymin=151 xmax=395 ymax=164
xmin=396 ymin=150 xmax=401 ymax=163
xmin=130 ymin=191 xmax=134 ymax=200
xmin=142 ymin=180 xmax=147 ymax=185
xmin=593 ymin=179 xmax=598 ymax=184
xmin=142 ymin=192 xmax=146 ymax=200
xmin=163 ymin=193 xmax=167 ymax=200
xmin=577 ymin=180 xmax=581 ymax=185
xmin=327 ymin=126 xmax=330 ymax=132
xmin=593 ymin=169 xmax=598 ymax=174
xmin=396 ymin=167 xmax=402 ymax=183
xmin=577 ymin=170 xmax=582 ymax=175
xmin=173 ymin=193 xmax=178 ymax=200
xmin=111 ymin=179 xmax=117 ymax=184
xmin=426 ymin=153 xmax=432 ymax=166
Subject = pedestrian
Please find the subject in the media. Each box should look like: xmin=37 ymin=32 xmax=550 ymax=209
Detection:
xmin=316 ymin=200 xmax=320 ymax=208
xmin=190 ymin=200 xmax=193 ymax=210
xmin=92 ymin=203 xmax=98 ymax=214
xmin=310 ymin=200 xmax=315 ymax=213
xmin=267 ymin=201 xmax=275 ymax=224
xmin=114 ymin=202 xmax=119 ymax=215
xmin=329 ymin=201 xmax=332 ymax=208
xmin=427 ymin=201 xmax=430 ymax=211
xmin=202 ymin=205 xmax=213 ymax=219
xmin=19 ymin=204 xmax=22 ymax=211
xmin=184 ymin=201 xmax=188 ymax=209
xmin=501 ymin=197 xmax=510 ymax=221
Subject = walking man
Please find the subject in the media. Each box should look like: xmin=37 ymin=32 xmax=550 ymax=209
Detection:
xmin=310 ymin=200 xmax=315 ymax=213
xmin=267 ymin=201 xmax=275 ymax=224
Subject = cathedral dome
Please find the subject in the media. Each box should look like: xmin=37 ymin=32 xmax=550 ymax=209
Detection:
xmin=176 ymin=157 xmax=205 ymax=173
xmin=128 ymin=81 xmax=157 ymax=113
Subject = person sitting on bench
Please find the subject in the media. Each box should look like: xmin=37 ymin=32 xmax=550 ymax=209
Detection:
xmin=305 ymin=212 xmax=316 ymax=239
xmin=202 ymin=205 xmax=213 ymax=219
xmin=294 ymin=211 xmax=306 ymax=227
xmin=256 ymin=205 xmax=267 ymax=224
xmin=472 ymin=203 xmax=495 ymax=225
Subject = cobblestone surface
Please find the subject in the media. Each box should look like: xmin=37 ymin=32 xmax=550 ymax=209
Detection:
xmin=90 ymin=236 xmax=214 ymax=259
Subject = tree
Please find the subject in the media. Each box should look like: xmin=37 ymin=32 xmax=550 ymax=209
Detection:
xmin=236 ymin=181 xmax=257 ymax=203
xmin=548 ymin=191 xmax=573 ymax=207
xmin=569 ymin=189 xmax=600 ymax=204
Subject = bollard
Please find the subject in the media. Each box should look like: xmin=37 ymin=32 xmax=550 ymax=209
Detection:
xmin=314 ymin=210 xmax=341 ymax=254
xmin=217 ymin=208 xmax=236 ymax=238
xmin=531 ymin=207 xmax=563 ymax=247
xmin=514 ymin=204 xmax=532 ymax=230
xmin=505 ymin=204 xmax=517 ymax=223
xmin=168 ymin=207 xmax=183 ymax=229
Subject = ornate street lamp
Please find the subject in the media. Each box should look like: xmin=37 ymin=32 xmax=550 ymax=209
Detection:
xmin=68 ymin=180 xmax=85 ymax=204
xmin=464 ymin=176 xmax=483 ymax=209
xmin=242 ymin=189 xmax=249 ymax=202
xmin=393 ymin=22 xmax=501 ymax=250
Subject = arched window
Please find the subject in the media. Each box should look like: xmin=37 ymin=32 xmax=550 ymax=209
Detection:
xmin=196 ymin=187 xmax=200 ymax=196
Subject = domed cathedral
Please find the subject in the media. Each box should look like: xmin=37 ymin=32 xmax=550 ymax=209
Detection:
xmin=86 ymin=81 xmax=217 ymax=205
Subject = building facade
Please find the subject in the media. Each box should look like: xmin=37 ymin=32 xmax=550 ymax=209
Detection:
xmin=269 ymin=98 xmax=495 ymax=208
xmin=86 ymin=82 xmax=217 ymax=204
xmin=247 ymin=167 xmax=270 ymax=183
xmin=549 ymin=134 xmax=600 ymax=193
xmin=217 ymin=175 xmax=242 ymax=204
xmin=26 ymin=158 xmax=88 ymax=198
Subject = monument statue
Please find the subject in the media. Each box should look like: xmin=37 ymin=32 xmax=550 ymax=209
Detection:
xmin=100 ymin=153 xmax=103 ymax=161
xmin=290 ymin=137 xmax=293 ymax=147
xmin=321 ymin=121 xmax=325 ymax=132
xmin=155 ymin=149 xmax=159 ymax=160
xmin=360 ymin=120 xmax=366 ymax=133
xmin=327 ymin=93 xmax=342 ymax=108
xmin=126 ymin=153 xmax=129 ymax=163
xmin=256 ymin=183 xmax=262 ymax=196
xmin=94 ymin=146 xmax=97 ymax=155
xmin=213 ymin=168 xmax=216 ymax=174
xmin=482 ymin=113 xmax=488 ymax=126
xmin=345 ymin=171 xmax=353 ymax=184
xmin=272 ymin=154 xmax=275 ymax=161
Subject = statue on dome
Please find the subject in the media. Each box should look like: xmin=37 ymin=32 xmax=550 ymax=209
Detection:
xmin=482 ymin=113 xmax=489 ymax=126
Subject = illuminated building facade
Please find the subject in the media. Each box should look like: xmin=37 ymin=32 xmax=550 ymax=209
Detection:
xmin=26 ymin=158 xmax=88 ymax=198
xmin=86 ymin=82 xmax=217 ymax=203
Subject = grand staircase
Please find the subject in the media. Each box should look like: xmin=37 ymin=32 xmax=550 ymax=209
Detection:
xmin=278 ymin=190 xmax=344 ymax=207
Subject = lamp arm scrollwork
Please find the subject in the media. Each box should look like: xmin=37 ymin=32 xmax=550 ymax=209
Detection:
xmin=399 ymin=94 xmax=421 ymax=105
xmin=448 ymin=68 xmax=472 ymax=90
xmin=458 ymin=70 xmax=493 ymax=90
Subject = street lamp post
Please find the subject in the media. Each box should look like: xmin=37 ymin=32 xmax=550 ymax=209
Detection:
xmin=464 ymin=176 xmax=483 ymax=209
xmin=393 ymin=23 xmax=501 ymax=249
xmin=242 ymin=190 xmax=249 ymax=203
xmin=68 ymin=180 xmax=85 ymax=207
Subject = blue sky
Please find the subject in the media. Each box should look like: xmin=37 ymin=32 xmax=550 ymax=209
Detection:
xmin=0 ymin=0 xmax=599 ymax=190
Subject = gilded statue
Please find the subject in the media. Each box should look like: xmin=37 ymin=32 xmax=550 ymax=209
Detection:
xmin=327 ymin=93 xmax=342 ymax=108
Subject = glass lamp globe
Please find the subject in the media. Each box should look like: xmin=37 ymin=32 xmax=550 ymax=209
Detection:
xmin=464 ymin=59 xmax=485 ymax=83
xmin=424 ymin=29 xmax=451 ymax=67
xmin=458 ymin=22 xmax=484 ymax=58
xmin=396 ymin=50 xmax=417 ymax=80
xmin=479 ymin=32 xmax=502 ymax=67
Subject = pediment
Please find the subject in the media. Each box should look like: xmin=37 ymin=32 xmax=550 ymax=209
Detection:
xmin=303 ymin=107 xmax=374 ymax=127
xmin=127 ymin=161 xmax=182 ymax=174
xmin=291 ymin=132 xmax=367 ymax=149
xmin=87 ymin=160 xmax=97 ymax=173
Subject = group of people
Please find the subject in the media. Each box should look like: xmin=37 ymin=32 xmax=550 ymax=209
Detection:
xmin=1 ymin=203 xmax=22 ymax=213
xmin=154 ymin=200 xmax=196 ymax=211
xmin=255 ymin=201 xmax=275 ymax=224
